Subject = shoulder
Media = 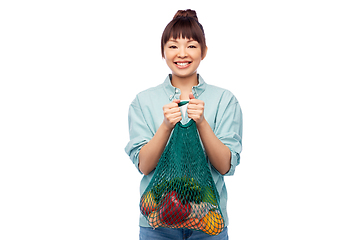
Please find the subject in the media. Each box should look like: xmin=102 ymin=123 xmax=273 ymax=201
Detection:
xmin=129 ymin=83 xmax=164 ymax=107
xmin=128 ymin=82 xmax=169 ymax=125
xmin=136 ymin=83 xmax=163 ymax=99
xmin=205 ymin=83 xmax=239 ymax=105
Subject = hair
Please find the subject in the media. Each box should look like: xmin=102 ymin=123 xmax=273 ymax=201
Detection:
xmin=161 ymin=9 xmax=206 ymax=58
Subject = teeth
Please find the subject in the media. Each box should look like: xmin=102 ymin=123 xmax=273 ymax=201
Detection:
xmin=176 ymin=62 xmax=190 ymax=66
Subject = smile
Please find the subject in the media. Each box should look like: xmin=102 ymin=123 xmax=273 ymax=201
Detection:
xmin=175 ymin=61 xmax=192 ymax=69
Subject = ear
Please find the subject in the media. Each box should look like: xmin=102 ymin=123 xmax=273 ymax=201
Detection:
xmin=201 ymin=46 xmax=208 ymax=60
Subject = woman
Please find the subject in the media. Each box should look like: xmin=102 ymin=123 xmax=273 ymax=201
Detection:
xmin=125 ymin=9 xmax=242 ymax=239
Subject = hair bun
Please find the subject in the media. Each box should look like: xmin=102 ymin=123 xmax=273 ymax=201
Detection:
xmin=173 ymin=9 xmax=198 ymax=21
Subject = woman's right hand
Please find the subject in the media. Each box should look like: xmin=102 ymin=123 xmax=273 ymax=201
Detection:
xmin=162 ymin=99 xmax=182 ymax=130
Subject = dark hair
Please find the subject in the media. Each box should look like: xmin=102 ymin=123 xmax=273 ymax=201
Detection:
xmin=161 ymin=9 xmax=206 ymax=58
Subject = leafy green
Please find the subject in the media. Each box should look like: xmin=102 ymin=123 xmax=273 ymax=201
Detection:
xmin=151 ymin=180 xmax=168 ymax=204
xmin=169 ymin=176 xmax=203 ymax=204
xmin=151 ymin=176 xmax=204 ymax=204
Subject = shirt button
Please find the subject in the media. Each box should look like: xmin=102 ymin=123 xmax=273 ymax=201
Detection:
xmin=175 ymin=89 xmax=179 ymax=93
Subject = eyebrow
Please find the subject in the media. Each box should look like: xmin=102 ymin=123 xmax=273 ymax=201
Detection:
xmin=168 ymin=39 xmax=196 ymax=43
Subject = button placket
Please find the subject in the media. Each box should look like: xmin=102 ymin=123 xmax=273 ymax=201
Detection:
xmin=169 ymin=91 xmax=181 ymax=101
xmin=174 ymin=88 xmax=181 ymax=100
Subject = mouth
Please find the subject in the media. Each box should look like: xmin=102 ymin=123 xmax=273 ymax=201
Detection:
xmin=174 ymin=61 xmax=192 ymax=69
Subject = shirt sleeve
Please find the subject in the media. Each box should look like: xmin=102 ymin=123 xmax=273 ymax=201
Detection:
xmin=214 ymin=91 xmax=243 ymax=176
xmin=124 ymin=96 xmax=154 ymax=174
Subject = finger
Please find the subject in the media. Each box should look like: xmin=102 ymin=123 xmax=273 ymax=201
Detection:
xmin=164 ymin=109 xmax=181 ymax=117
xmin=189 ymin=99 xmax=204 ymax=105
xmin=168 ymin=111 xmax=182 ymax=118
xmin=164 ymin=102 xmax=181 ymax=110
xmin=187 ymin=114 xmax=198 ymax=121
xmin=174 ymin=115 xmax=182 ymax=122
xmin=187 ymin=104 xmax=204 ymax=111
xmin=189 ymin=93 xmax=195 ymax=99
xmin=169 ymin=115 xmax=182 ymax=125
xmin=187 ymin=109 xmax=202 ymax=116
xmin=187 ymin=104 xmax=196 ymax=109
xmin=165 ymin=108 xmax=182 ymax=116
xmin=169 ymin=104 xmax=182 ymax=111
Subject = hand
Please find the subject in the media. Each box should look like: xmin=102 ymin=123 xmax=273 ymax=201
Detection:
xmin=162 ymin=99 xmax=182 ymax=130
xmin=187 ymin=93 xmax=205 ymax=124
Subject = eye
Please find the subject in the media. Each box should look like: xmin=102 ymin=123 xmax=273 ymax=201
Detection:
xmin=169 ymin=45 xmax=178 ymax=49
xmin=188 ymin=45 xmax=197 ymax=48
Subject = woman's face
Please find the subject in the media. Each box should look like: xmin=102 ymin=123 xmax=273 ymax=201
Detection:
xmin=164 ymin=37 xmax=205 ymax=79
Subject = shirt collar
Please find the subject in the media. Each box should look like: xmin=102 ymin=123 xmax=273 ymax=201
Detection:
xmin=163 ymin=74 xmax=207 ymax=101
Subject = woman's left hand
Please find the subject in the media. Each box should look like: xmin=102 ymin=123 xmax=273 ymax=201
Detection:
xmin=187 ymin=93 xmax=205 ymax=124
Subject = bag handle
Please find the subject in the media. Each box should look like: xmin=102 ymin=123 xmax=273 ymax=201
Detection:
xmin=178 ymin=100 xmax=189 ymax=107
xmin=176 ymin=100 xmax=196 ymax=127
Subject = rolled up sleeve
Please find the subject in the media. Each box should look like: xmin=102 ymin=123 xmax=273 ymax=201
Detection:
xmin=125 ymin=96 xmax=153 ymax=173
xmin=214 ymin=93 xmax=243 ymax=176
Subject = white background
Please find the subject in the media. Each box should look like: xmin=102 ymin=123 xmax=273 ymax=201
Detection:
xmin=1 ymin=0 xmax=359 ymax=239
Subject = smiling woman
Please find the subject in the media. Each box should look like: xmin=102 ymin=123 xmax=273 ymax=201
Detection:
xmin=125 ymin=9 xmax=242 ymax=240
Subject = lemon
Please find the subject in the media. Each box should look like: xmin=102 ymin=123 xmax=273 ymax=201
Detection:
xmin=140 ymin=191 xmax=157 ymax=216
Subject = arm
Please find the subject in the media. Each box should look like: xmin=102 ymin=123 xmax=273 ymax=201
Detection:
xmin=196 ymin=119 xmax=231 ymax=175
xmin=138 ymin=123 xmax=171 ymax=175
xmin=138 ymin=99 xmax=181 ymax=175
xmin=187 ymin=92 xmax=242 ymax=175
xmin=187 ymin=94 xmax=231 ymax=175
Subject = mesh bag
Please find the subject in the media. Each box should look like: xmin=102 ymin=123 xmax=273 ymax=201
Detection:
xmin=140 ymin=119 xmax=225 ymax=235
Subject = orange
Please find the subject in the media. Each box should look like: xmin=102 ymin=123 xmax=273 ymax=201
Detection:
xmin=148 ymin=211 xmax=161 ymax=228
xmin=201 ymin=210 xmax=224 ymax=235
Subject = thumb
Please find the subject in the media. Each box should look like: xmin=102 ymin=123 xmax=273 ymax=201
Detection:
xmin=189 ymin=93 xmax=195 ymax=99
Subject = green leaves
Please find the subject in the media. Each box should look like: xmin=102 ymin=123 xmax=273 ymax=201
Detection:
xmin=151 ymin=181 xmax=168 ymax=204
xmin=151 ymin=176 xmax=204 ymax=205
xmin=169 ymin=176 xmax=203 ymax=204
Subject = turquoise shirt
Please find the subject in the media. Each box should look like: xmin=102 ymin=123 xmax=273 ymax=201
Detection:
xmin=125 ymin=74 xmax=243 ymax=227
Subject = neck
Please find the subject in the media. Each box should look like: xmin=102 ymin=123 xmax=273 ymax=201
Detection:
xmin=171 ymin=72 xmax=198 ymax=90
xmin=171 ymin=72 xmax=199 ymax=100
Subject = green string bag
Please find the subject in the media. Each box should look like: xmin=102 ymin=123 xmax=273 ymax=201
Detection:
xmin=140 ymin=118 xmax=225 ymax=236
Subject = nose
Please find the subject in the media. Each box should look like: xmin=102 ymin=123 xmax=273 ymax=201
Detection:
xmin=178 ymin=46 xmax=187 ymax=58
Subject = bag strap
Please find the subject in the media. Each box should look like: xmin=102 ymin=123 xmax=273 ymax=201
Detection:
xmin=178 ymin=100 xmax=189 ymax=107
